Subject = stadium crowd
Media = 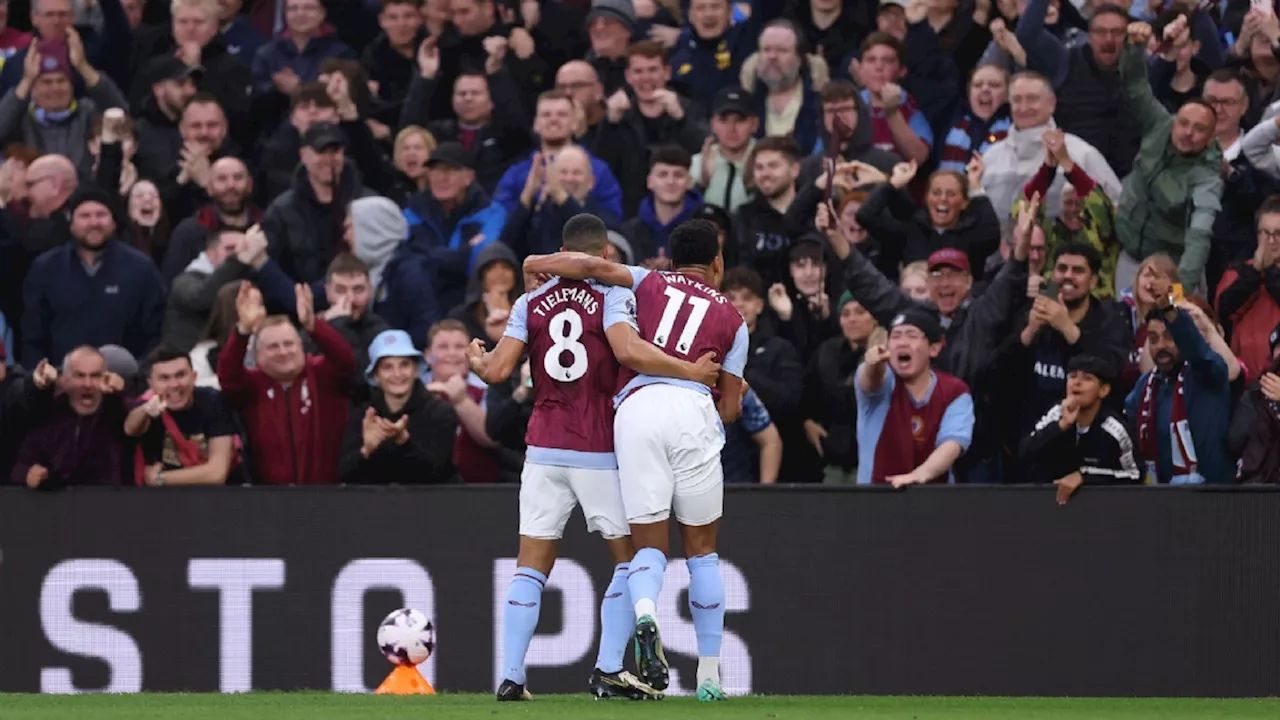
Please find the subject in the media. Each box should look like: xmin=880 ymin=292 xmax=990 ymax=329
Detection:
xmin=1 ymin=0 xmax=1279 ymax=497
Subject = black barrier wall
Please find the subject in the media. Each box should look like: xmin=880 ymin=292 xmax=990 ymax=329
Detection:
xmin=1 ymin=486 xmax=1279 ymax=697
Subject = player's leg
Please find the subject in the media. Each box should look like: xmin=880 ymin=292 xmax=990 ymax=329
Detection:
xmin=613 ymin=390 xmax=678 ymax=691
xmin=670 ymin=392 xmax=729 ymax=702
xmin=574 ymin=468 xmax=662 ymax=700
xmin=679 ymin=520 xmax=726 ymax=701
xmin=498 ymin=464 xmax=575 ymax=701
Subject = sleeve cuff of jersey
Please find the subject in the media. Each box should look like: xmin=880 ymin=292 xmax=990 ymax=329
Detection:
xmin=503 ymin=330 xmax=528 ymax=343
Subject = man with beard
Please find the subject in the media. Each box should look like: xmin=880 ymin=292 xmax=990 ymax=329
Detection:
xmin=1125 ymin=300 xmax=1234 ymax=484
xmin=20 ymin=186 xmax=165 ymax=369
xmin=11 ymin=345 xmax=129 ymax=488
xmin=731 ymin=135 xmax=806 ymax=290
xmin=125 ymin=345 xmax=239 ymax=486
xmin=1021 ymin=354 xmax=1142 ymax=504
xmin=597 ymin=40 xmax=707 ymax=216
xmin=493 ymin=89 xmax=623 ymax=218
xmin=161 ymin=156 xmax=261 ymax=285
xmin=855 ymin=307 xmax=973 ymax=486
xmin=744 ymin=20 xmax=823 ymax=154
xmin=1010 ymin=242 xmax=1130 ymax=460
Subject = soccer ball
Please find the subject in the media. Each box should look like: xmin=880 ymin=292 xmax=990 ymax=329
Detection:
xmin=376 ymin=608 xmax=435 ymax=666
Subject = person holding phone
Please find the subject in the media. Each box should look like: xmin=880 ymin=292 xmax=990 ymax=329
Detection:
xmin=1007 ymin=240 xmax=1131 ymax=482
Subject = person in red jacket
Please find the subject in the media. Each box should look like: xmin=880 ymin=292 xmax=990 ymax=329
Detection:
xmin=216 ymin=280 xmax=355 ymax=484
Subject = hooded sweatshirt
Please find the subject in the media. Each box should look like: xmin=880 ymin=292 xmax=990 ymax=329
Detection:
xmin=448 ymin=242 xmax=523 ymax=348
xmin=798 ymin=90 xmax=903 ymax=189
xmin=350 ymin=196 xmax=407 ymax=294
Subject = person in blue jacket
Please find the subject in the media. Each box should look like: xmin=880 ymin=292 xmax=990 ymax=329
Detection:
xmin=20 ymin=186 xmax=166 ymax=369
xmin=492 ymin=90 xmax=623 ymax=218
xmin=403 ymin=142 xmax=506 ymax=312
xmin=1125 ymin=302 xmax=1234 ymax=485
xmin=666 ymin=0 xmax=787 ymax=107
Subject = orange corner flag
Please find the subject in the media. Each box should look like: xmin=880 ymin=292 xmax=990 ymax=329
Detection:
xmin=375 ymin=665 xmax=436 ymax=695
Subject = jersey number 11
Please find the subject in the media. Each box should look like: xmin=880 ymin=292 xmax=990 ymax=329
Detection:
xmin=653 ymin=286 xmax=710 ymax=355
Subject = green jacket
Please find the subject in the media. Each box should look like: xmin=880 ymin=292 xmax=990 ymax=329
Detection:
xmin=1114 ymin=42 xmax=1223 ymax=290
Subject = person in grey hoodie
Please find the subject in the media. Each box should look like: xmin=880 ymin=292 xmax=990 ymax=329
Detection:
xmin=347 ymin=195 xmax=441 ymax=349
xmin=162 ymin=228 xmax=255 ymax=352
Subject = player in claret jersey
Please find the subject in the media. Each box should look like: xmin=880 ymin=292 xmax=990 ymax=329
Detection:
xmin=524 ymin=218 xmax=749 ymax=702
xmin=467 ymin=214 xmax=720 ymax=703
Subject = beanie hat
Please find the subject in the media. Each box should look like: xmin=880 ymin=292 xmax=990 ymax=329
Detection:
xmin=67 ymin=184 xmax=123 ymax=227
xmin=588 ymin=0 xmax=637 ymax=32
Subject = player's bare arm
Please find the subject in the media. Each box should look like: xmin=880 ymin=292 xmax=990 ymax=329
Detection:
xmin=604 ymin=324 xmax=721 ymax=387
xmin=523 ymin=252 xmax=635 ymax=287
xmin=468 ymin=336 xmax=525 ymax=385
xmin=716 ymin=372 xmax=745 ymax=425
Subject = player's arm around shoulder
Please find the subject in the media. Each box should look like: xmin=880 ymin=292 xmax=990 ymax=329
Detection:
xmin=468 ymin=294 xmax=529 ymax=385
xmin=522 ymin=252 xmax=639 ymax=287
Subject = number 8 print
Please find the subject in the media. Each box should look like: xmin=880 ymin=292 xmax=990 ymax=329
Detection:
xmin=544 ymin=309 xmax=589 ymax=382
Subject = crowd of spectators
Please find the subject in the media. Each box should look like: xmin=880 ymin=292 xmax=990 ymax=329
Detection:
xmin=1 ymin=0 xmax=1280 ymax=497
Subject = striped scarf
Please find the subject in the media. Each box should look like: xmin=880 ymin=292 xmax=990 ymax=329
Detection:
xmin=1136 ymin=366 xmax=1204 ymax=484
xmin=939 ymin=112 xmax=1011 ymax=173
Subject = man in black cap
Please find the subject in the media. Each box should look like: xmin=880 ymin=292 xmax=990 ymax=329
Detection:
xmin=405 ymin=140 xmax=507 ymax=311
xmin=261 ymin=121 xmax=375 ymax=286
xmin=585 ymin=0 xmax=635 ymax=94
xmin=693 ymin=86 xmax=757 ymax=213
xmin=1022 ymin=354 xmax=1141 ymax=503
xmin=133 ymin=55 xmax=200 ymax=167
xmin=855 ymin=305 xmax=974 ymax=487
xmin=20 ymin=185 xmax=166 ymax=369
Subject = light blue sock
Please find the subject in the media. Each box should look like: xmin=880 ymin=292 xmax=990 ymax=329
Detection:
xmin=687 ymin=553 xmax=725 ymax=658
xmin=594 ymin=563 xmax=632 ymax=673
xmin=501 ymin=567 xmax=546 ymax=685
xmin=627 ymin=547 xmax=668 ymax=620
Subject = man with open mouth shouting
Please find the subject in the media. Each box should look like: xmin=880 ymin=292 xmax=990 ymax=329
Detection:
xmin=854 ymin=307 xmax=973 ymax=487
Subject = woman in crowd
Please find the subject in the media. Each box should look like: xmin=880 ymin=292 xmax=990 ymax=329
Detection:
xmin=190 ymin=283 xmax=242 ymax=389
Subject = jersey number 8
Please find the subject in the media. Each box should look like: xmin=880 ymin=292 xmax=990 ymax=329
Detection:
xmin=545 ymin=309 xmax=588 ymax=382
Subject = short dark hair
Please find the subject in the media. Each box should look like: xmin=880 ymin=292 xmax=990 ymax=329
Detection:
xmin=327 ymin=252 xmax=370 ymax=281
xmin=751 ymin=135 xmax=802 ymax=163
xmin=292 ymin=82 xmax=336 ymax=110
xmin=206 ymin=227 xmax=238 ymax=250
xmin=1090 ymin=3 xmax=1131 ymax=24
xmin=562 ymin=213 xmax=609 ymax=253
xmin=649 ymin=145 xmax=691 ymax=171
xmin=820 ymin=79 xmax=859 ymax=105
xmin=145 ymin=345 xmax=193 ymax=374
xmin=669 ymin=219 xmax=721 ymax=269
xmin=1053 ymin=241 xmax=1103 ymax=274
xmin=1205 ymin=68 xmax=1245 ymax=89
xmin=859 ymin=32 xmax=906 ymax=65
xmin=720 ymin=266 xmax=764 ymax=298
xmin=381 ymin=0 xmax=422 ymax=10
xmin=788 ymin=240 xmax=822 ymax=264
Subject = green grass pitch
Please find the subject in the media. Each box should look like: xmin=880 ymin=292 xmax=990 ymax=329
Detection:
xmin=2 ymin=693 xmax=1278 ymax=719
